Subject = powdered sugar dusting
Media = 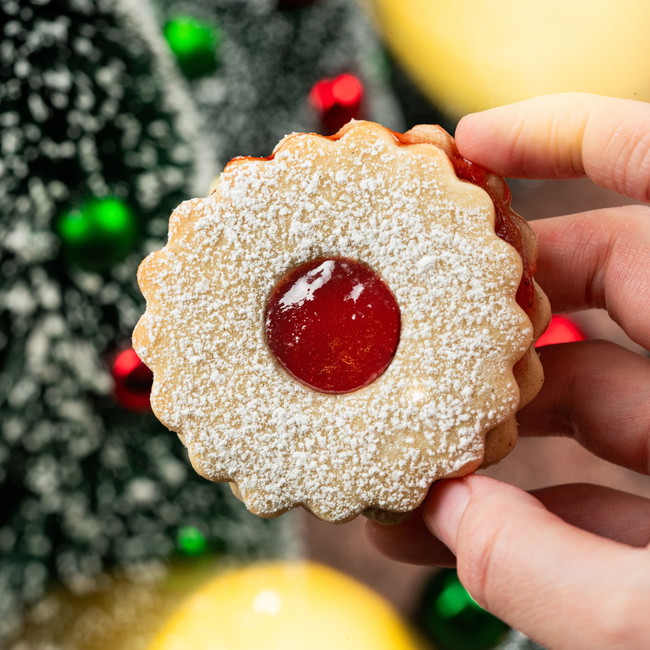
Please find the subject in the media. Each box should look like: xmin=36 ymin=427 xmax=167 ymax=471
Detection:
xmin=134 ymin=122 xmax=532 ymax=522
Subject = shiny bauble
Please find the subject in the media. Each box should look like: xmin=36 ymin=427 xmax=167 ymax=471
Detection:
xmin=149 ymin=561 xmax=427 ymax=650
xmin=369 ymin=0 xmax=650 ymax=116
xmin=415 ymin=569 xmax=508 ymax=650
xmin=57 ymin=196 xmax=137 ymax=272
xmin=164 ymin=15 xmax=220 ymax=79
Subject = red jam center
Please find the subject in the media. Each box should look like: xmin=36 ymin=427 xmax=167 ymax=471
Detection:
xmin=265 ymin=257 xmax=401 ymax=394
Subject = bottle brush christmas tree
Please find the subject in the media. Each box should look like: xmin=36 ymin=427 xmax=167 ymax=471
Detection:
xmin=0 ymin=0 xmax=401 ymax=644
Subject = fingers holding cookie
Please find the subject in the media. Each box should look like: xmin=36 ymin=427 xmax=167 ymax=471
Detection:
xmin=455 ymin=93 xmax=650 ymax=476
xmin=531 ymin=206 xmax=650 ymax=349
xmin=517 ymin=205 xmax=650 ymax=473
xmin=365 ymin=480 xmax=650 ymax=568
xmin=518 ymin=340 xmax=650 ymax=475
xmin=455 ymin=93 xmax=650 ymax=202
xmin=423 ymin=475 xmax=650 ymax=649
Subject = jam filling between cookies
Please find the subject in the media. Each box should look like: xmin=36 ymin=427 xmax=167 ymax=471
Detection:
xmin=445 ymin=152 xmax=534 ymax=309
xmin=265 ymin=257 xmax=400 ymax=394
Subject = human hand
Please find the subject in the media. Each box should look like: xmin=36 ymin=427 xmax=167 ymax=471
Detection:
xmin=367 ymin=94 xmax=650 ymax=649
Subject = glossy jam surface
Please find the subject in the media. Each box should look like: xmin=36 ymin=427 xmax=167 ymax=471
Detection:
xmin=265 ymin=258 xmax=400 ymax=394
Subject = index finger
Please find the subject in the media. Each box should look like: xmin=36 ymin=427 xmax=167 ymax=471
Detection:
xmin=455 ymin=93 xmax=650 ymax=202
xmin=530 ymin=205 xmax=650 ymax=348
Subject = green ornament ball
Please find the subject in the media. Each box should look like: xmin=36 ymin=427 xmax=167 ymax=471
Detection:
xmin=415 ymin=569 xmax=510 ymax=650
xmin=164 ymin=15 xmax=220 ymax=79
xmin=57 ymin=197 xmax=138 ymax=272
xmin=176 ymin=526 xmax=208 ymax=556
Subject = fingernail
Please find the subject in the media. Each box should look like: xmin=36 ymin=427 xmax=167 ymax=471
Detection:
xmin=424 ymin=479 xmax=471 ymax=552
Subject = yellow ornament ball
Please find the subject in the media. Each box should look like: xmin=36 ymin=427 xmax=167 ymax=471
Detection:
xmin=148 ymin=561 xmax=427 ymax=650
xmin=368 ymin=0 xmax=650 ymax=116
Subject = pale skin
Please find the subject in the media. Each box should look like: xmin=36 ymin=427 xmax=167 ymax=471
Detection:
xmin=366 ymin=94 xmax=650 ymax=650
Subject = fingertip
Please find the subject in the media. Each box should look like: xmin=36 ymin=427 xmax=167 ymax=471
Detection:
xmin=454 ymin=94 xmax=590 ymax=177
xmin=454 ymin=111 xmax=496 ymax=164
xmin=453 ymin=112 xmax=478 ymax=142
xmin=454 ymin=105 xmax=526 ymax=177
xmin=422 ymin=478 xmax=471 ymax=552
xmin=365 ymin=509 xmax=457 ymax=567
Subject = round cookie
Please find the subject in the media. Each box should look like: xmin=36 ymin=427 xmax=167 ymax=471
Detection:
xmin=133 ymin=121 xmax=549 ymax=524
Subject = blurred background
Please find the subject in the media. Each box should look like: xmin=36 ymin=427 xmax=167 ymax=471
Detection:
xmin=1 ymin=1 xmax=649 ymax=648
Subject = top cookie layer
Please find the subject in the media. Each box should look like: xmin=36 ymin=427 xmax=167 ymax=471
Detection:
xmin=134 ymin=121 xmax=533 ymax=522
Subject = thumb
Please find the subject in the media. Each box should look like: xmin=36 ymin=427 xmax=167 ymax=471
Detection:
xmin=423 ymin=475 xmax=650 ymax=650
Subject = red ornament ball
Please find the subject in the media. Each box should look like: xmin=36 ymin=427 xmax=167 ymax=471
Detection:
xmin=265 ymin=257 xmax=400 ymax=394
xmin=535 ymin=315 xmax=587 ymax=347
xmin=309 ymin=73 xmax=364 ymax=134
xmin=112 ymin=347 xmax=154 ymax=411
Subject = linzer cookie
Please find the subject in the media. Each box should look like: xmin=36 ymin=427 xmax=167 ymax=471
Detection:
xmin=133 ymin=121 xmax=549 ymax=524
